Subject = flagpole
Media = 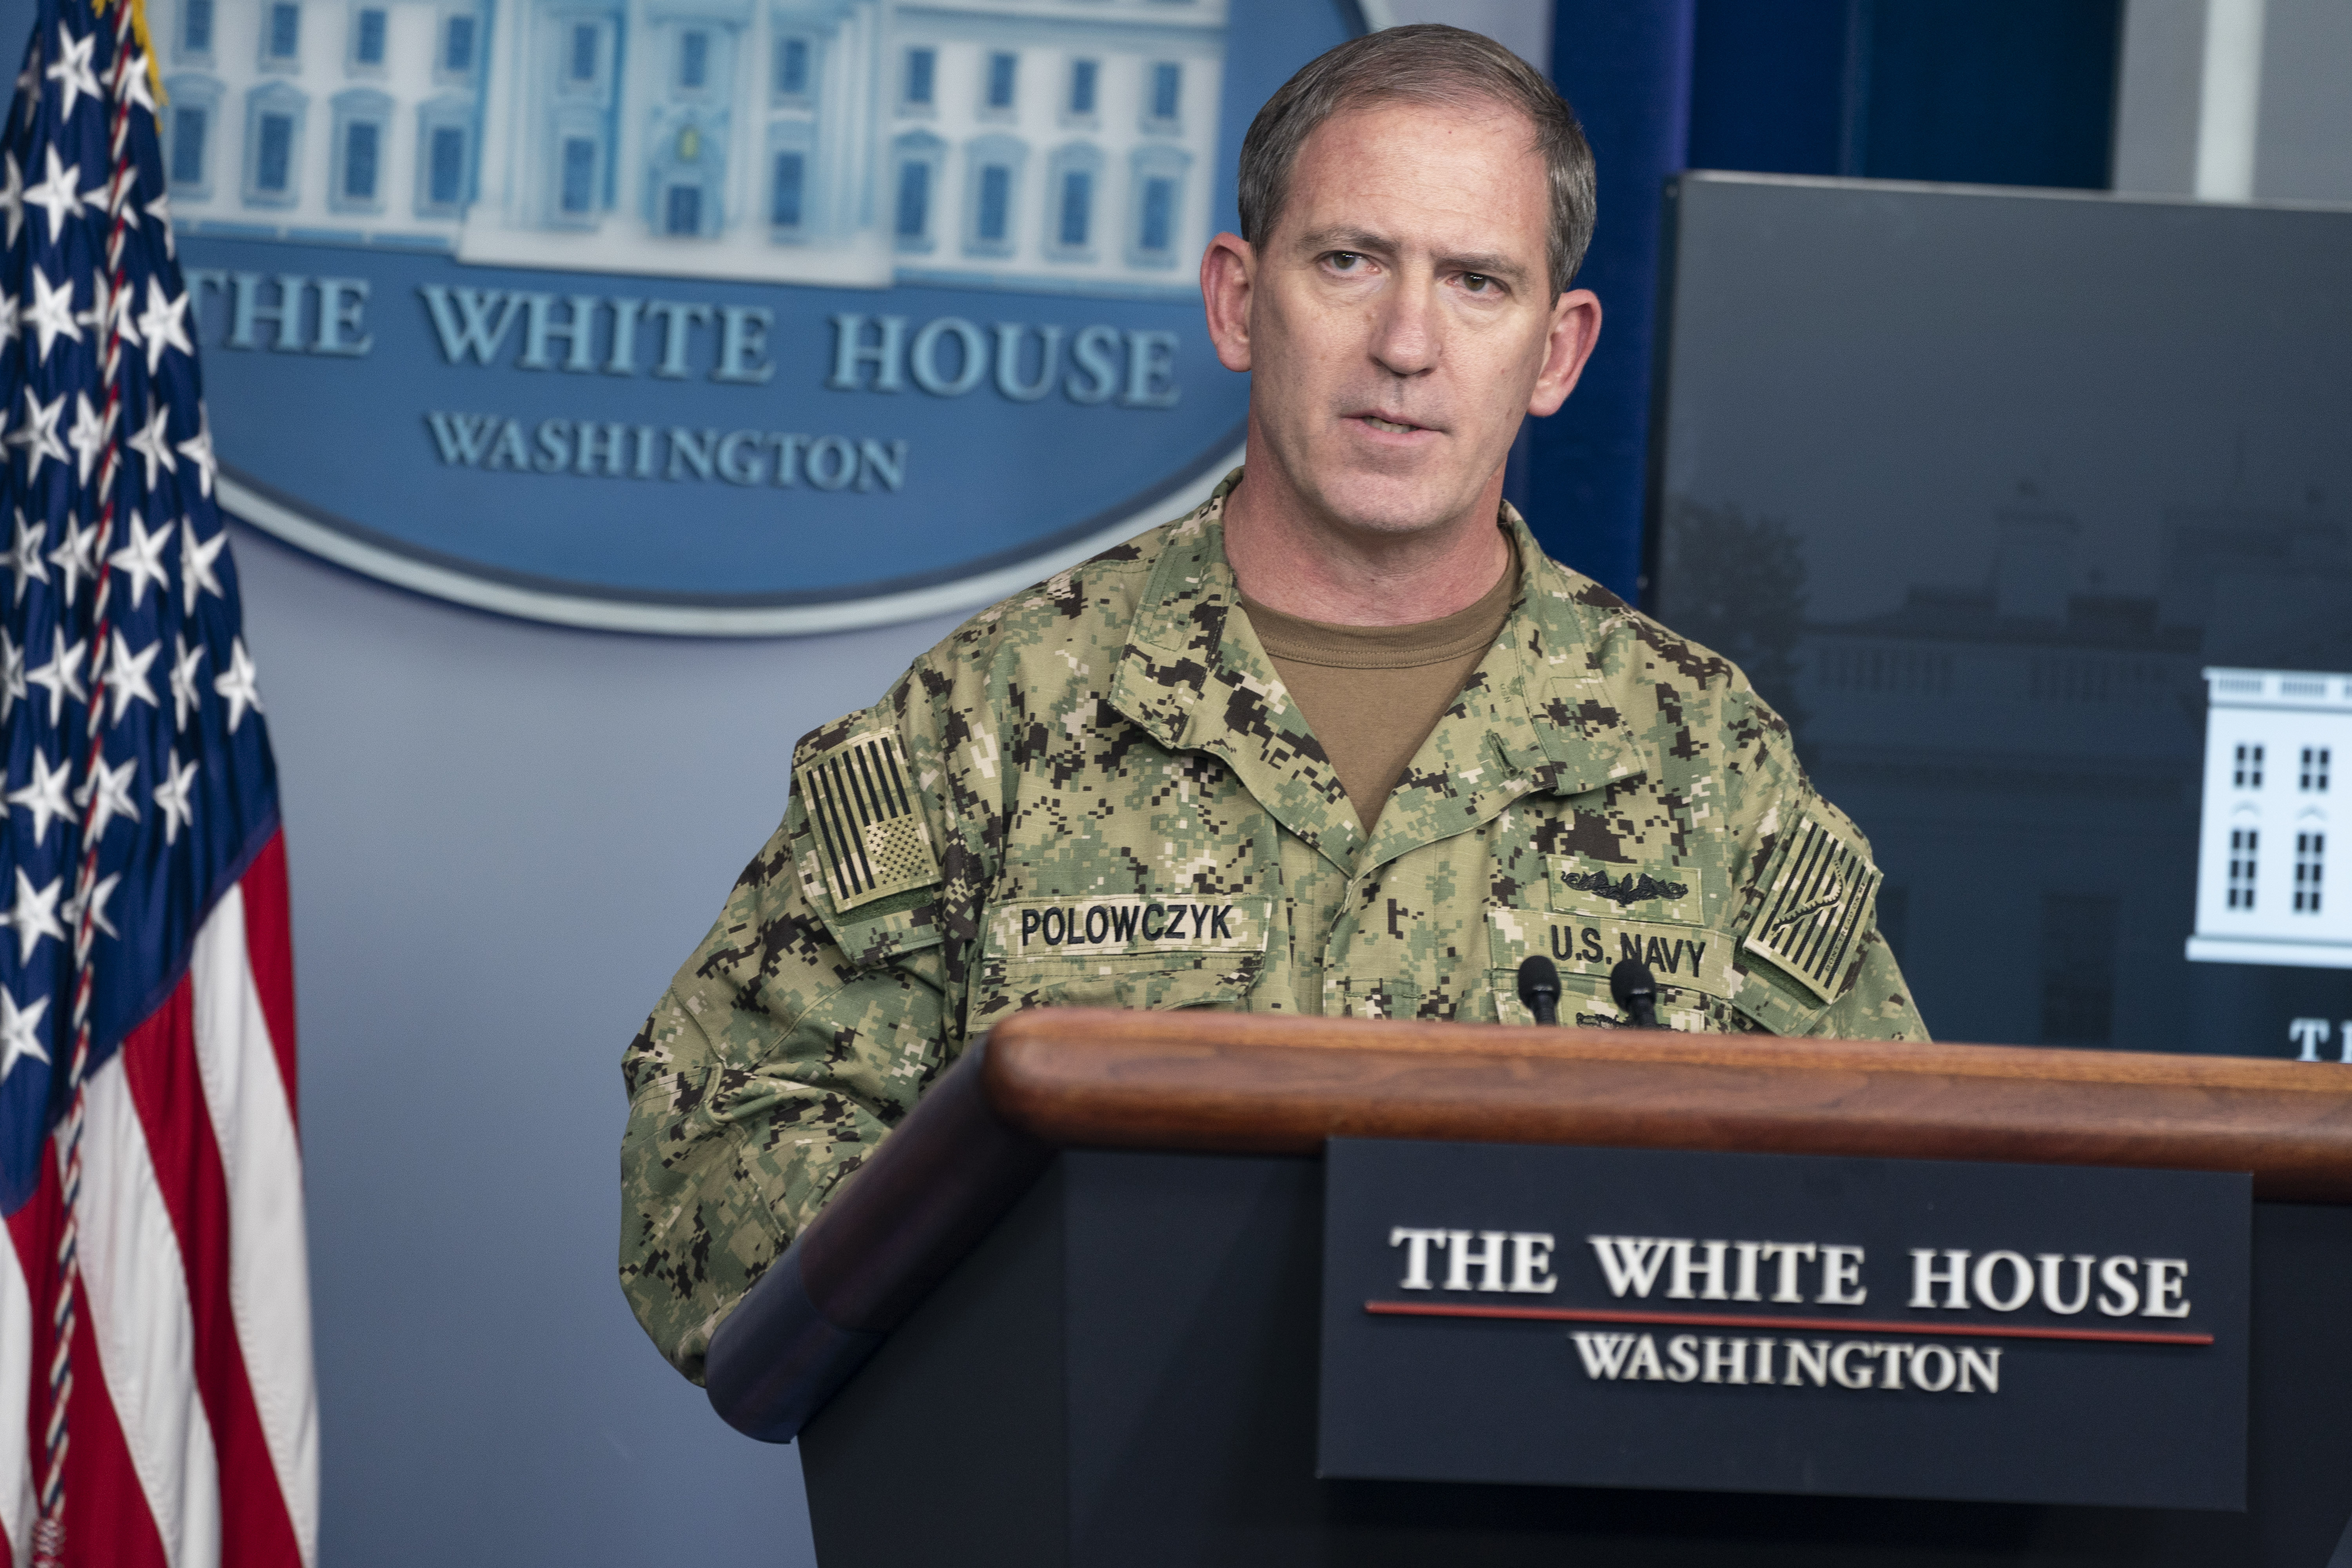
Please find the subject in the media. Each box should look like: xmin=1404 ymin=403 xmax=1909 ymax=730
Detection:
xmin=33 ymin=0 xmax=141 ymax=1558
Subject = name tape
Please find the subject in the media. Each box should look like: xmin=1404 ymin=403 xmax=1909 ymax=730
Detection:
xmin=989 ymin=895 xmax=1274 ymax=960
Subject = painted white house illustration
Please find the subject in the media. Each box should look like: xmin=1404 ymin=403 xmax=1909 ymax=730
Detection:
xmin=150 ymin=0 xmax=1229 ymax=295
xmin=2187 ymin=667 xmax=2351 ymax=969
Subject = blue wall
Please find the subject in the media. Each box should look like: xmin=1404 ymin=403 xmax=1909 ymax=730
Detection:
xmin=235 ymin=524 xmax=955 ymax=1564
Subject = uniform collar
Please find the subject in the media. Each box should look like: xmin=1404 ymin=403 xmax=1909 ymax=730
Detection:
xmin=1107 ymin=471 xmax=1648 ymax=877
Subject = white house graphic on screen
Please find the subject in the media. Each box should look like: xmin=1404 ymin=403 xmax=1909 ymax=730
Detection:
xmin=149 ymin=0 xmax=1228 ymax=295
xmin=2186 ymin=668 xmax=2352 ymax=969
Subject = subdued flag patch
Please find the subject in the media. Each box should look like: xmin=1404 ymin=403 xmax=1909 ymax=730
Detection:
xmin=796 ymin=731 xmax=942 ymax=912
xmin=1743 ymin=812 xmax=1881 ymax=1002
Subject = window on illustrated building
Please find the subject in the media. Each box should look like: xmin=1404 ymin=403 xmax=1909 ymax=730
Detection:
xmin=1149 ymin=62 xmax=1180 ymax=125
xmin=354 ymin=9 xmax=386 ymax=67
xmin=182 ymin=0 xmax=214 ymax=57
xmin=172 ymin=106 xmax=207 ymax=186
xmin=775 ymin=36 xmax=809 ymax=99
xmin=2234 ymin=743 xmax=2263 ymax=788
xmin=897 ymin=160 xmax=929 ymax=238
xmin=426 ymin=123 xmax=467 ymax=208
xmin=443 ymin=13 xmax=476 ymax=74
xmin=986 ymin=51 xmax=1016 ymax=111
xmin=772 ymin=151 xmax=804 ymax=228
xmin=570 ymin=24 xmax=598 ymax=83
xmin=264 ymin=1 xmax=300 ymax=62
xmin=256 ymin=114 xmax=294 ymax=191
xmin=904 ymin=47 xmax=935 ymax=108
xmin=345 ymin=121 xmax=378 ymax=198
xmin=2228 ymin=828 xmax=2258 ymax=909
xmin=2303 ymin=748 xmax=2332 ymax=792
xmin=680 ymin=31 xmax=708 ymax=91
xmin=2295 ymin=831 xmax=2325 ymax=913
xmin=561 ymin=136 xmax=596 ymax=212
xmin=1068 ymin=58 xmax=1096 ymax=117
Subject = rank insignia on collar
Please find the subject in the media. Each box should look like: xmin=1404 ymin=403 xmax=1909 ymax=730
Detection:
xmin=1743 ymin=811 xmax=1881 ymax=1003
xmin=796 ymin=730 xmax=942 ymax=913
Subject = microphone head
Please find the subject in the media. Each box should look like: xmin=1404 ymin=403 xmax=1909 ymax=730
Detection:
xmin=1609 ymin=958 xmax=1658 ymax=1013
xmin=1515 ymin=954 xmax=1561 ymax=1008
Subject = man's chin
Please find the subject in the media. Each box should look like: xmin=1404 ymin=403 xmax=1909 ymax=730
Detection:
xmin=1306 ymin=471 xmax=1483 ymax=539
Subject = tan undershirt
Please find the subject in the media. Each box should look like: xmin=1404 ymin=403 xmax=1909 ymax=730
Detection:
xmin=1240 ymin=550 xmax=1520 ymax=833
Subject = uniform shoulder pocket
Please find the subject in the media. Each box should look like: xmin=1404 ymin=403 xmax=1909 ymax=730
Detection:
xmin=1735 ymin=803 xmax=1882 ymax=1014
xmin=791 ymin=713 xmax=947 ymax=968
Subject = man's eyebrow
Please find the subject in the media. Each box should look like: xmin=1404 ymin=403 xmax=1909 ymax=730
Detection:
xmin=1292 ymin=228 xmax=1532 ymax=284
xmin=1294 ymin=226 xmax=1398 ymax=255
xmin=1442 ymin=250 xmax=1530 ymax=283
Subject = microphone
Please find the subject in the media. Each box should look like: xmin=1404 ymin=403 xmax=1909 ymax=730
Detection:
xmin=1610 ymin=959 xmax=1660 ymax=1029
xmin=1515 ymin=955 xmax=1561 ymax=1026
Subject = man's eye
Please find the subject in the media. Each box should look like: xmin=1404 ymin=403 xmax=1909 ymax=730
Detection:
xmin=1462 ymin=273 xmax=1494 ymax=292
xmin=1328 ymin=251 xmax=1363 ymax=270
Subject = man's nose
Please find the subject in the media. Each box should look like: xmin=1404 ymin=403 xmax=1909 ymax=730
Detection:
xmin=1368 ymin=273 xmax=1439 ymax=377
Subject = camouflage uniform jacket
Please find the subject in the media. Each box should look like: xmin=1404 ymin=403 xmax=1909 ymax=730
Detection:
xmin=620 ymin=471 xmax=1927 ymax=1380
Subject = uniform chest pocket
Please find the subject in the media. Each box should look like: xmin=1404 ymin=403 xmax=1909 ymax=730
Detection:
xmin=968 ymin=893 xmax=1274 ymax=1024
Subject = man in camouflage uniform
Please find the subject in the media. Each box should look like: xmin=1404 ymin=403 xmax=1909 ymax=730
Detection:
xmin=621 ymin=25 xmax=1926 ymax=1381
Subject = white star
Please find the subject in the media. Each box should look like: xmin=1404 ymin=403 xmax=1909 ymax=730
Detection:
xmin=0 ymin=987 xmax=49 ymax=1084
xmin=0 ymin=282 xmax=19 ymax=355
xmin=66 ymin=391 xmax=110 ymax=487
xmin=22 ymin=145 xmax=86 ymax=243
xmin=138 ymin=278 xmax=192 ymax=375
xmin=63 ymin=871 xmax=121 ymax=958
xmin=25 ymin=625 xmax=85 ymax=724
xmin=10 ymin=390 xmax=66 ymax=485
xmin=153 ymin=752 xmax=197 ymax=845
xmin=73 ymin=754 xmax=138 ymax=841
xmin=168 ymin=633 xmax=205 ymax=730
xmin=175 ymin=407 xmax=217 ymax=499
xmin=109 ymin=515 xmax=172 ymax=608
xmin=6 ymin=748 xmax=73 ymax=841
xmin=120 ymin=51 xmax=157 ymax=118
xmin=0 ymin=152 xmax=18 ymax=246
xmin=181 ymin=522 xmax=225 ymax=615
xmin=44 ymin=24 xmax=100 ymax=123
xmin=2 ymin=868 xmax=64 ymax=963
xmin=21 ymin=267 xmax=78 ymax=364
xmin=44 ymin=512 xmax=95 ymax=607
xmin=145 ymin=190 xmax=174 ymax=256
xmin=125 ymin=404 xmax=174 ymax=491
xmin=5 ymin=511 xmax=47 ymax=605
xmin=0 ymin=628 xmax=20 ymax=724
xmin=213 ymin=637 xmax=261 ymax=732
xmin=102 ymin=631 xmax=160 ymax=724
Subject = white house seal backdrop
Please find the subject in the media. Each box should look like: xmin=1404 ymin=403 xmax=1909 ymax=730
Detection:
xmin=155 ymin=0 xmax=1361 ymax=632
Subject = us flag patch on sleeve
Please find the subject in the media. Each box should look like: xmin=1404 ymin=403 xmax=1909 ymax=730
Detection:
xmin=1742 ymin=811 xmax=1882 ymax=1003
xmin=796 ymin=730 xmax=942 ymax=912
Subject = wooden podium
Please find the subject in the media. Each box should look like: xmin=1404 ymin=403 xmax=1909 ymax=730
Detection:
xmin=704 ymin=1012 xmax=2352 ymax=1566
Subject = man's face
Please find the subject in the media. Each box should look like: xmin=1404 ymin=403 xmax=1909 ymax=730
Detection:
xmin=1215 ymin=99 xmax=1591 ymax=540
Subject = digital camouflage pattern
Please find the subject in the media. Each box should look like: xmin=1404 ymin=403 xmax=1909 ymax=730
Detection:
xmin=619 ymin=472 xmax=1927 ymax=1380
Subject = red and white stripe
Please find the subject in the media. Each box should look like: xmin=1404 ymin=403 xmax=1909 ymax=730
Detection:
xmin=3 ymin=837 xmax=315 ymax=1568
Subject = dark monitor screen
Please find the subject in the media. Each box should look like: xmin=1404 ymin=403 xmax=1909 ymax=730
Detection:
xmin=1648 ymin=172 xmax=2352 ymax=1058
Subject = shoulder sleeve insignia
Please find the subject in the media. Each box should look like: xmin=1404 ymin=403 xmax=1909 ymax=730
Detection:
xmin=1742 ymin=810 xmax=1881 ymax=1003
xmin=794 ymin=728 xmax=942 ymax=913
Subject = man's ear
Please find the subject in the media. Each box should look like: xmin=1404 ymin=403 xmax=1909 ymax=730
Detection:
xmin=1201 ymin=232 xmax=1255 ymax=373
xmin=1528 ymin=287 xmax=1602 ymax=417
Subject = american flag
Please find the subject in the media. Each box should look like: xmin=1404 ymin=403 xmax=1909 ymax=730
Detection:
xmin=0 ymin=0 xmax=316 ymax=1564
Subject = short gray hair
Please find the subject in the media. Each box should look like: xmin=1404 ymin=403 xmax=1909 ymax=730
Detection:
xmin=1237 ymin=24 xmax=1597 ymax=299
